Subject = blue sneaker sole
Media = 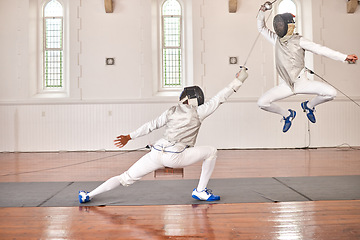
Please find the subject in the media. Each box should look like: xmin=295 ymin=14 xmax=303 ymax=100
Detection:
xmin=192 ymin=194 xmax=220 ymax=201
xmin=301 ymin=102 xmax=316 ymax=123
xmin=283 ymin=110 xmax=296 ymax=133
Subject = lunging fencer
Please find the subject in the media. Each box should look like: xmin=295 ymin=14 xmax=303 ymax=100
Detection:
xmin=79 ymin=68 xmax=248 ymax=203
xmin=257 ymin=5 xmax=358 ymax=132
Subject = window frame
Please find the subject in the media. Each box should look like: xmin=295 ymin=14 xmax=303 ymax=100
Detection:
xmin=159 ymin=0 xmax=184 ymax=92
xmin=42 ymin=0 xmax=66 ymax=93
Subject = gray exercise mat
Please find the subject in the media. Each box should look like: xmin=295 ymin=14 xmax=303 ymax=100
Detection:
xmin=275 ymin=175 xmax=360 ymax=201
xmin=0 ymin=182 xmax=73 ymax=207
xmin=0 ymin=176 xmax=359 ymax=207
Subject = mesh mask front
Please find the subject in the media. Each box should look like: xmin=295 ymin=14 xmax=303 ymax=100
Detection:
xmin=273 ymin=13 xmax=295 ymax=38
xmin=179 ymin=86 xmax=205 ymax=106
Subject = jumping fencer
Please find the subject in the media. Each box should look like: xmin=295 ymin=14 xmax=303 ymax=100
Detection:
xmin=257 ymin=5 xmax=358 ymax=132
xmin=79 ymin=68 xmax=248 ymax=203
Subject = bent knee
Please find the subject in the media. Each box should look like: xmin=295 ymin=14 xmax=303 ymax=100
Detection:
xmin=328 ymin=88 xmax=337 ymax=99
xmin=210 ymin=147 xmax=217 ymax=158
xmin=203 ymin=146 xmax=217 ymax=160
xmin=257 ymin=97 xmax=271 ymax=109
xmin=117 ymin=171 xmax=140 ymax=187
xmin=322 ymin=87 xmax=337 ymax=100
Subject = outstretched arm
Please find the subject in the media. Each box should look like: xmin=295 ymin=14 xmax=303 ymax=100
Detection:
xmin=299 ymin=37 xmax=352 ymax=63
xmin=197 ymin=68 xmax=248 ymax=120
xmin=113 ymin=109 xmax=169 ymax=148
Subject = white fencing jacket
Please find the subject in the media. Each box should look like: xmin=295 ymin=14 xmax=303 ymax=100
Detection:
xmin=129 ymin=78 xmax=243 ymax=152
xmin=257 ymin=11 xmax=347 ymax=89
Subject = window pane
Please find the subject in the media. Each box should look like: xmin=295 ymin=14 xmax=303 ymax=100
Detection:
xmin=161 ymin=0 xmax=182 ymax=88
xmin=163 ymin=16 xmax=181 ymax=47
xmin=44 ymin=50 xmax=63 ymax=87
xmin=162 ymin=0 xmax=181 ymax=15
xmin=278 ymin=0 xmax=296 ymax=15
xmin=163 ymin=48 xmax=182 ymax=87
xmin=45 ymin=18 xmax=62 ymax=49
xmin=43 ymin=0 xmax=64 ymax=89
xmin=44 ymin=0 xmax=63 ymax=17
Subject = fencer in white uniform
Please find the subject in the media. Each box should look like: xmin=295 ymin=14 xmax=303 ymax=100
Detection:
xmin=79 ymin=68 xmax=248 ymax=203
xmin=257 ymin=7 xmax=358 ymax=132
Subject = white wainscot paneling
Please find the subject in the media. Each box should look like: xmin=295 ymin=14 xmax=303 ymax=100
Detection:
xmin=0 ymin=100 xmax=359 ymax=152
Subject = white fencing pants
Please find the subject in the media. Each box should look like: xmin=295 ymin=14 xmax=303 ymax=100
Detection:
xmin=257 ymin=73 xmax=337 ymax=117
xmin=89 ymin=146 xmax=217 ymax=198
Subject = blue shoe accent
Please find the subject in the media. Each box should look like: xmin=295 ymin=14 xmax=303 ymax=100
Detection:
xmin=301 ymin=101 xmax=316 ymax=123
xmin=282 ymin=109 xmax=296 ymax=133
xmin=192 ymin=194 xmax=202 ymax=201
xmin=207 ymin=194 xmax=220 ymax=201
xmin=79 ymin=191 xmax=90 ymax=203
xmin=192 ymin=188 xmax=220 ymax=201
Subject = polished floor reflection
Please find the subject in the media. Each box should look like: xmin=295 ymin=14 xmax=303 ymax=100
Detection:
xmin=0 ymin=148 xmax=359 ymax=239
xmin=0 ymin=201 xmax=359 ymax=239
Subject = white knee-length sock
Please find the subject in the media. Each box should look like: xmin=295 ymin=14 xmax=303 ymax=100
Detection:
xmin=88 ymin=176 xmax=121 ymax=198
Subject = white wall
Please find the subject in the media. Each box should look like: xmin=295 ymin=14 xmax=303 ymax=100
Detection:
xmin=0 ymin=0 xmax=359 ymax=152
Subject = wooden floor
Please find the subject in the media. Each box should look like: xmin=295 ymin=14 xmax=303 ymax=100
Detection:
xmin=0 ymin=148 xmax=360 ymax=239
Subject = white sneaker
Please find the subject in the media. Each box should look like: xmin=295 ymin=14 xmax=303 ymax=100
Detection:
xmin=78 ymin=191 xmax=91 ymax=203
xmin=192 ymin=188 xmax=220 ymax=201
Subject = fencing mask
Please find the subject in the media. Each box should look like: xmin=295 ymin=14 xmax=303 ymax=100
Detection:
xmin=179 ymin=86 xmax=204 ymax=107
xmin=273 ymin=13 xmax=295 ymax=38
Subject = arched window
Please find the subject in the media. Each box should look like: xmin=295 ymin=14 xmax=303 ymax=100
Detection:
xmin=161 ymin=0 xmax=183 ymax=89
xmin=277 ymin=0 xmax=300 ymax=33
xmin=278 ymin=0 xmax=296 ymax=15
xmin=43 ymin=0 xmax=64 ymax=89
